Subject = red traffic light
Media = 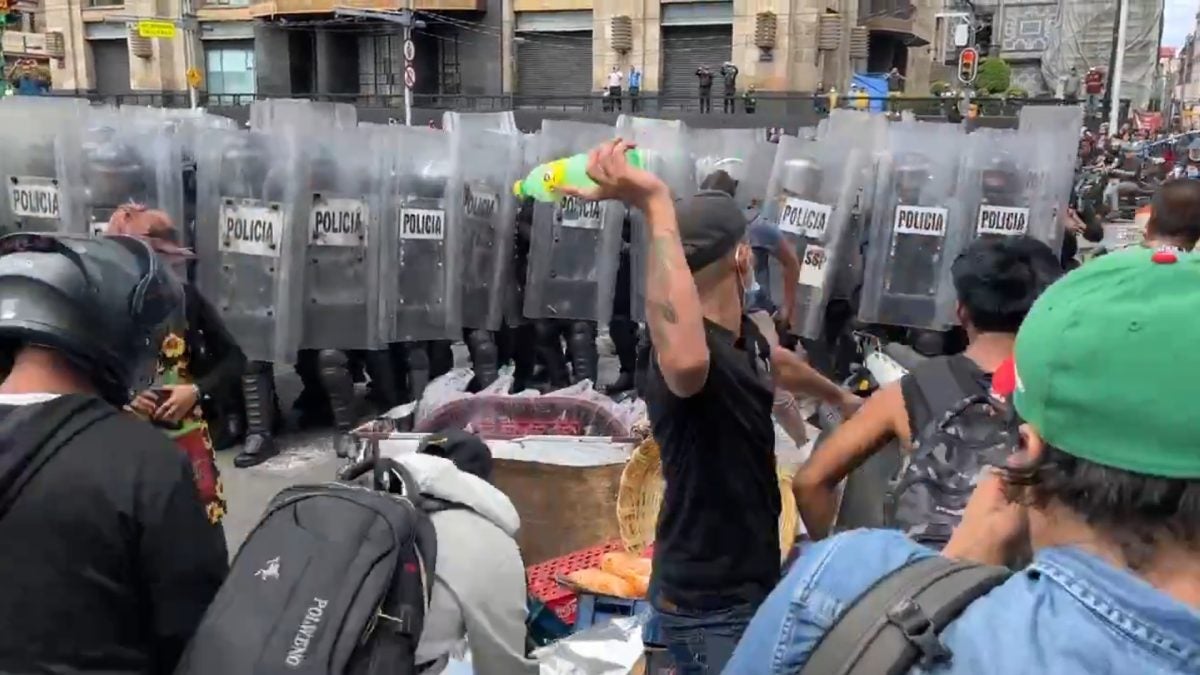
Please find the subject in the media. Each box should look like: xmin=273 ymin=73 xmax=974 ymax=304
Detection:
xmin=957 ymin=47 xmax=979 ymax=84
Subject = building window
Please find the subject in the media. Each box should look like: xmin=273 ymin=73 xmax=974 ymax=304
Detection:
xmin=205 ymin=43 xmax=255 ymax=98
xmin=87 ymin=0 xmax=123 ymax=7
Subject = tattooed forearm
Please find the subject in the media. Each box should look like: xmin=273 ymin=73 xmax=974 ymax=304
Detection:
xmin=640 ymin=194 xmax=709 ymax=395
xmin=650 ymin=299 xmax=678 ymax=324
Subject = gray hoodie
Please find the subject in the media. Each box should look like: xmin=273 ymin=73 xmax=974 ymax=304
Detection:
xmin=391 ymin=454 xmax=539 ymax=675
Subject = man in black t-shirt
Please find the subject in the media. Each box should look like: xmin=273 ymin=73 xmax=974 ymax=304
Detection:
xmin=563 ymin=141 xmax=860 ymax=673
xmin=0 ymin=233 xmax=228 ymax=675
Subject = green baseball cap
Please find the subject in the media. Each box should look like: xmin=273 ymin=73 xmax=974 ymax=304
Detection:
xmin=1013 ymin=247 xmax=1200 ymax=478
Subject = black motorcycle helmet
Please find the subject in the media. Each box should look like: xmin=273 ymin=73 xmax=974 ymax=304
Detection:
xmin=0 ymin=233 xmax=182 ymax=406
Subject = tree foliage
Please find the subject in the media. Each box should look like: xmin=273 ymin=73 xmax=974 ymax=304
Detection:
xmin=976 ymin=58 xmax=1012 ymax=94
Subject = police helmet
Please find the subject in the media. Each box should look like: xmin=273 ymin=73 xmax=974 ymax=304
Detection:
xmin=1188 ymin=138 xmax=1200 ymax=163
xmin=0 ymin=233 xmax=182 ymax=405
xmin=84 ymin=132 xmax=149 ymax=204
xmin=981 ymin=156 xmax=1021 ymax=198
xmin=893 ymin=154 xmax=932 ymax=198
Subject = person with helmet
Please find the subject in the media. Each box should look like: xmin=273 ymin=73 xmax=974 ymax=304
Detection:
xmin=0 ymin=233 xmax=227 ymax=674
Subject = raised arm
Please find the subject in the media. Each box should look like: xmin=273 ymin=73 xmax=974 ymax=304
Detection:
xmin=566 ymin=139 xmax=710 ymax=397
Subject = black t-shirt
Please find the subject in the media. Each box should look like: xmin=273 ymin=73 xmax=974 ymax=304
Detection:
xmin=645 ymin=318 xmax=780 ymax=611
xmin=0 ymin=395 xmax=229 ymax=675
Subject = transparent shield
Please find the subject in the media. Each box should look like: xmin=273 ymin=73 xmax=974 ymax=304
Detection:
xmin=249 ymin=99 xmax=358 ymax=132
xmin=522 ymin=119 xmax=625 ymax=324
xmin=616 ymin=117 xmax=691 ymax=322
xmin=195 ymin=129 xmax=305 ymax=363
xmin=453 ymin=128 xmax=522 ymax=332
xmin=379 ymin=127 xmax=462 ymax=343
xmin=961 ymin=128 xmax=1040 ymax=244
xmin=442 ymin=111 xmax=519 ymax=135
xmin=1019 ymin=106 xmax=1083 ymax=254
xmin=689 ymin=127 xmax=776 ymax=209
xmin=762 ymin=135 xmax=870 ymax=339
xmin=0 ymin=101 xmax=87 ymax=236
xmin=297 ymin=127 xmax=385 ymax=350
xmin=859 ymin=122 xmax=969 ymax=331
xmin=62 ymin=121 xmax=185 ymax=239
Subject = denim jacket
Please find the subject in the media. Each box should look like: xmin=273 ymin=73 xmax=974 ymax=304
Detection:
xmin=725 ymin=529 xmax=1200 ymax=674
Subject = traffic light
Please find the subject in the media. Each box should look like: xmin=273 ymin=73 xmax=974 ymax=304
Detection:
xmin=957 ymin=47 xmax=979 ymax=85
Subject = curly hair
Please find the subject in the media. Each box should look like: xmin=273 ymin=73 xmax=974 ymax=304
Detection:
xmin=1003 ymin=444 xmax=1200 ymax=570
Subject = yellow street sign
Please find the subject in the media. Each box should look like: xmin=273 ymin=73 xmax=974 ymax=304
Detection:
xmin=186 ymin=67 xmax=203 ymax=89
xmin=137 ymin=19 xmax=177 ymax=39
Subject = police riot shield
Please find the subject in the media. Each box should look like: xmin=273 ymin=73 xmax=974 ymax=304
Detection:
xmin=1019 ymin=106 xmax=1083 ymax=253
xmin=523 ymin=119 xmax=625 ymax=324
xmin=195 ymin=129 xmax=305 ymax=364
xmin=442 ymin=111 xmax=519 ymax=135
xmin=65 ymin=121 xmax=185 ymax=238
xmin=616 ymin=116 xmax=691 ymax=321
xmin=249 ymin=99 xmax=358 ymax=131
xmin=454 ymin=128 xmax=521 ymax=332
xmin=379 ymin=127 xmax=462 ymax=343
xmin=762 ymin=134 xmax=870 ymax=340
xmin=858 ymin=122 xmax=968 ymax=331
xmin=0 ymin=100 xmax=87 ymax=235
xmin=959 ymin=128 xmax=1041 ymax=244
xmin=690 ymin=127 xmax=776 ymax=208
xmin=297 ymin=127 xmax=385 ymax=351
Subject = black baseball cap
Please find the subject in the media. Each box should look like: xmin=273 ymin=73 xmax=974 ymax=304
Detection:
xmin=417 ymin=428 xmax=494 ymax=482
xmin=676 ymin=190 xmax=748 ymax=271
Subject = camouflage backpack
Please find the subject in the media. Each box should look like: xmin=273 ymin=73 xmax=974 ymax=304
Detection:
xmin=885 ymin=356 xmax=1018 ymax=548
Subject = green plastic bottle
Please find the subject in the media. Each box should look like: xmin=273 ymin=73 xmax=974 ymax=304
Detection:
xmin=513 ymin=149 xmax=645 ymax=202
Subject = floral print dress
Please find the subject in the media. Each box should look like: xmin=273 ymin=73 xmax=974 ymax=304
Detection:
xmin=155 ymin=327 xmax=227 ymax=526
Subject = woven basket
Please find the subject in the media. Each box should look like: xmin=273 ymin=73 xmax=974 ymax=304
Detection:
xmin=616 ymin=438 xmax=798 ymax=558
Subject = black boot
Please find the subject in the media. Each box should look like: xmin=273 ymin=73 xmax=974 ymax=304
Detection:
xmin=606 ymin=318 xmax=638 ymax=394
xmin=292 ymin=349 xmax=332 ymax=429
xmin=406 ymin=342 xmax=431 ymax=403
xmin=466 ymin=328 xmax=500 ymax=391
xmin=317 ymin=349 xmax=358 ymax=459
xmin=568 ymin=321 xmax=599 ymax=385
xmin=235 ymin=361 xmax=279 ymax=468
xmin=429 ymin=340 xmax=454 ymax=380
xmin=510 ymin=323 xmax=536 ymax=392
xmin=534 ymin=320 xmax=570 ymax=390
xmin=364 ymin=348 xmax=403 ymax=411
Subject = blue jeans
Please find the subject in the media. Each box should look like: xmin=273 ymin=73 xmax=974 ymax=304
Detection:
xmin=645 ymin=602 xmax=757 ymax=674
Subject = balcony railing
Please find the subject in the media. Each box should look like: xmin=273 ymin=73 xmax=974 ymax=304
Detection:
xmin=1 ymin=30 xmax=48 ymax=57
xmin=44 ymin=90 xmax=1077 ymax=119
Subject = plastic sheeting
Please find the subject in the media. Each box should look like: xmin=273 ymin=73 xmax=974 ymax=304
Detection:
xmin=1041 ymin=0 xmax=1162 ymax=108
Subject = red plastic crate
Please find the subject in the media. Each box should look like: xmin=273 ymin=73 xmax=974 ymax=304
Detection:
xmin=526 ymin=540 xmax=625 ymax=625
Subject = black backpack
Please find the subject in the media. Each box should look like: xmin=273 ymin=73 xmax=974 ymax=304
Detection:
xmin=885 ymin=357 xmax=1017 ymax=547
xmin=800 ymin=557 xmax=1011 ymax=674
xmin=176 ymin=457 xmax=442 ymax=675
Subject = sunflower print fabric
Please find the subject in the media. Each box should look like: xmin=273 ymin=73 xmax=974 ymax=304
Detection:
xmin=156 ymin=328 xmax=227 ymax=526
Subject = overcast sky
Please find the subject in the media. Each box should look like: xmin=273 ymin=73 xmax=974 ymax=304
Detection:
xmin=1164 ymin=0 xmax=1198 ymax=48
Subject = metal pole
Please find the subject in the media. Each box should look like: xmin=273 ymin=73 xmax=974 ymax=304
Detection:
xmin=182 ymin=0 xmax=198 ymax=108
xmin=1108 ymin=0 xmax=1129 ymax=131
xmin=403 ymin=0 xmax=414 ymax=126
